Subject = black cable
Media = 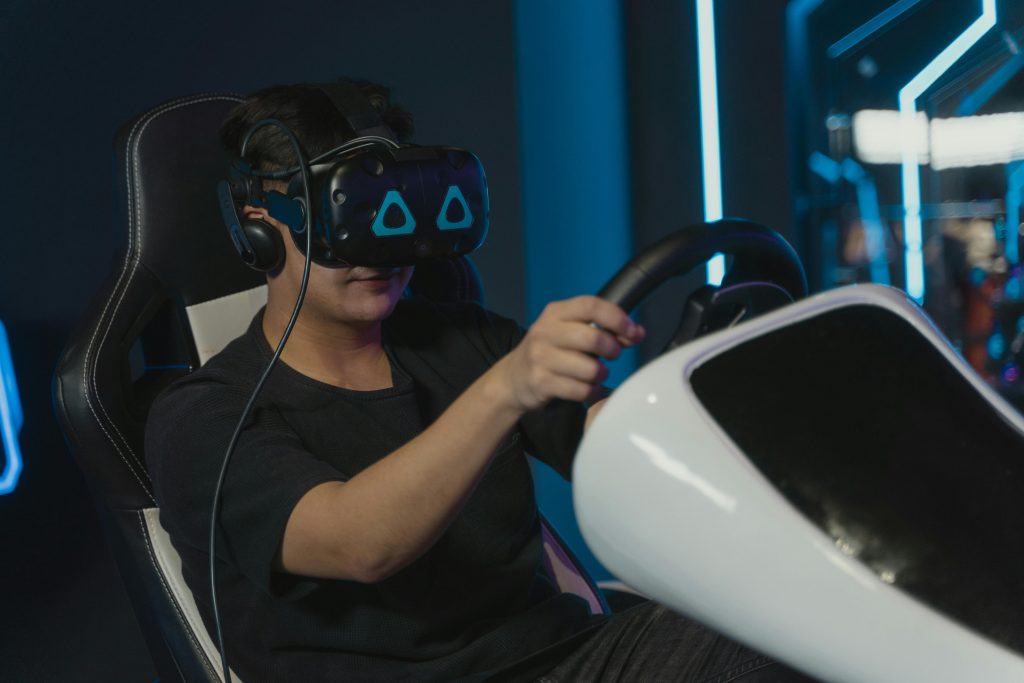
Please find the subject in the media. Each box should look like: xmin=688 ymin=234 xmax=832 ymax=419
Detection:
xmin=208 ymin=118 xmax=314 ymax=683
xmin=250 ymin=134 xmax=398 ymax=179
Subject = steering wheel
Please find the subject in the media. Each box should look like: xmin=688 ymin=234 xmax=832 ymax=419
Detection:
xmin=597 ymin=219 xmax=807 ymax=352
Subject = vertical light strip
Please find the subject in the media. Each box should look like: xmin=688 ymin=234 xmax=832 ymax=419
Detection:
xmin=1006 ymin=161 xmax=1024 ymax=265
xmin=0 ymin=320 xmax=23 ymax=495
xmin=899 ymin=0 xmax=997 ymax=303
xmin=695 ymin=0 xmax=725 ymax=285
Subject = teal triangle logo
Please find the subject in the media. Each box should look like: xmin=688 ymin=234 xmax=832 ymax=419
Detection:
xmin=436 ymin=185 xmax=473 ymax=230
xmin=372 ymin=190 xmax=416 ymax=236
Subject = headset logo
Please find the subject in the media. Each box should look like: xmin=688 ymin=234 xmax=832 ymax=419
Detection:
xmin=0 ymin=320 xmax=23 ymax=495
xmin=371 ymin=186 xmax=474 ymax=237
xmin=436 ymin=186 xmax=473 ymax=230
xmin=372 ymin=190 xmax=417 ymax=236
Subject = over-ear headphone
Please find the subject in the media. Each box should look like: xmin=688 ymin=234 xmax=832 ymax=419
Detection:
xmin=217 ymin=80 xmax=489 ymax=271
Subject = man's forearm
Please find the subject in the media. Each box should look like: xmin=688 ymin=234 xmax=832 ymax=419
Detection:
xmin=279 ymin=361 xmax=524 ymax=582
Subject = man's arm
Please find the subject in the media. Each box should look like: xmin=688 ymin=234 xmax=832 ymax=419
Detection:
xmin=278 ymin=296 xmax=644 ymax=583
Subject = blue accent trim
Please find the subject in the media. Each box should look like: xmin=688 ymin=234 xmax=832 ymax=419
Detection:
xmin=841 ymin=159 xmax=890 ymax=286
xmin=0 ymin=320 xmax=24 ymax=495
xmin=695 ymin=0 xmax=725 ymax=285
xmin=899 ymin=0 xmax=997 ymax=303
xmin=371 ymin=190 xmax=416 ymax=236
xmin=515 ymin=0 xmax=633 ymax=583
xmin=1006 ymin=161 xmax=1024 ymax=265
xmin=809 ymin=153 xmax=890 ymax=285
xmin=809 ymin=151 xmax=843 ymax=184
xmin=436 ymin=185 xmax=474 ymax=230
xmin=957 ymin=49 xmax=1024 ymax=116
xmin=826 ymin=0 xmax=925 ymax=59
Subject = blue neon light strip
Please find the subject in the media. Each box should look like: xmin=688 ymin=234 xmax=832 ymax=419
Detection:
xmin=1006 ymin=161 xmax=1024 ymax=265
xmin=900 ymin=0 xmax=997 ymax=303
xmin=695 ymin=0 xmax=725 ymax=285
xmin=0 ymin=320 xmax=24 ymax=495
xmin=956 ymin=48 xmax=1024 ymax=116
xmin=808 ymin=153 xmax=890 ymax=285
xmin=842 ymin=159 xmax=891 ymax=286
xmin=827 ymin=0 xmax=925 ymax=59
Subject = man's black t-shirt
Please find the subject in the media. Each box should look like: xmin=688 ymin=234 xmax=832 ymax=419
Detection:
xmin=145 ymin=297 xmax=602 ymax=682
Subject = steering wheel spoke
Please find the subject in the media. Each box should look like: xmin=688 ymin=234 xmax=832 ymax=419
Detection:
xmin=598 ymin=220 xmax=807 ymax=356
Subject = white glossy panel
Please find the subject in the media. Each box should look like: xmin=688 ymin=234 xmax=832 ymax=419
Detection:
xmin=574 ymin=284 xmax=1024 ymax=682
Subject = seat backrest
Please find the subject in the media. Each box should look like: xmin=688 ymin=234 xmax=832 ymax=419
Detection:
xmin=54 ymin=93 xmax=257 ymax=683
xmin=53 ymin=93 xmax=604 ymax=683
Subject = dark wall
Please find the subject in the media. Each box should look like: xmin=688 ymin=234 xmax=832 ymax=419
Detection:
xmin=0 ymin=2 xmax=522 ymax=679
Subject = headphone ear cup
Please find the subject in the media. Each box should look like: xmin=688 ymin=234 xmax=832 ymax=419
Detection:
xmin=240 ymin=219 xmax=285 ymax=272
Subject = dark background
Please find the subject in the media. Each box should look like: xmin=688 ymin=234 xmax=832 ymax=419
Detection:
xmin=0 ymin=0 xmax=790 ymax=679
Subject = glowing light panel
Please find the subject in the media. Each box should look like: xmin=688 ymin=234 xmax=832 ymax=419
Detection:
xmin=1006 ymin=161 xmax=1024 ymax=265
xmin=899 ymin=0 xmax=997 ymax=303
xmin=695 ymin=0 xmax=725 ymax=285
xmin=0 ymin=320 xmax=23 ymax=495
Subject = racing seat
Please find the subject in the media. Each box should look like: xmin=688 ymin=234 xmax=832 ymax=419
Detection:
xmin=52 ymin=94 xmax=607 ymax=683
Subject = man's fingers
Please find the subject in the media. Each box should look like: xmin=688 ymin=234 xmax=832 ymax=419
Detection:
xmin=541 ymin=348 xmax=609 ymax=385
xmin=540 ymin=322 xmax=622 ymax=359
xmin=544 ymin=296 xmax=644 ymax=343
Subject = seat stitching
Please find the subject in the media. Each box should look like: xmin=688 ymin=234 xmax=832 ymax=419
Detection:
xmin=137 ymin=509 xmax=221 ymax=681
xmin=82 ymin=94 xmax=240 ymax=504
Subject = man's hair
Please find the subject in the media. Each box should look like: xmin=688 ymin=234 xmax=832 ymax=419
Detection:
xmin=219 ymin=79 xmax=415 ymax=171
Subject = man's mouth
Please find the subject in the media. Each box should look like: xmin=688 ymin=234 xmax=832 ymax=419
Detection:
xmin=349 ymin=268 xmax=400 ymax=282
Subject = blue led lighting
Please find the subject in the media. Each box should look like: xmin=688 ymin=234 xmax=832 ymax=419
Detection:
xmin=808 ymin=151 xmax=842 ymax=184
xmin=695 ymin=0 xmax=725 ymax=285
xmin=988 ymin=330 xmax=1006 ymax=360
xmin=899 ymin=0 xmax=997 ymax=303
xmin=826 ymin=0 xmax=925 ymax=59
xmin=371 ymin=190 xmax=416 ymax=236
xmin=808 ymin=154 xmax=890 ymax=285
xmin=1006 ymin=161 xmax=1024 ymax=265
xmin=436 ymin=185 xmax=473 ymax=230
xmin=1002 ymin=362 xmax=1020 ymax=385
xmin=842 ymin=159 xmax=891 ymax=286
xmin=0 ymin=320 xmax=23 ymax=495
xmin=956 ymin=49 xmax=1024 ymax=116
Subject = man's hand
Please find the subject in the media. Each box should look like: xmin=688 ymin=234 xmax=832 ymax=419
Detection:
xmin=493 ymin=296 xmax=645 ymax=413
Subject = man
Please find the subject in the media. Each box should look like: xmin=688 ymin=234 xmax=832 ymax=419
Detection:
xmin=146 ymin=81 xmax=814 ymax=682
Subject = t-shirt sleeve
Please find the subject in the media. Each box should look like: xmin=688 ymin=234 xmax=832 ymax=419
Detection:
xmin=467 ymin=304 xmax=587 ymax=481
xmin=145 ymin=380 xmax=344 ymax=597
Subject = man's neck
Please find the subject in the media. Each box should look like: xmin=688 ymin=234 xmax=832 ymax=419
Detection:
xmin=261 ymin=299 xmax=393 ymax=392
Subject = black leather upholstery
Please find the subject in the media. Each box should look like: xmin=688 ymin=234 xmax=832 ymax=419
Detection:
xmin=54 ymin=93 xmax=252 ymax=683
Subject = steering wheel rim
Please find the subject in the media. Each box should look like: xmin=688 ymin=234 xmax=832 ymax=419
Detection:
xmin=597 ymin=219 xmax=807 ymax=349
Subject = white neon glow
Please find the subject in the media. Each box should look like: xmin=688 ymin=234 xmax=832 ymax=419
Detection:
xmin=854 ymin=109 xmax=1024 ymax=169
xmin=899 ymin=0 xmax=997 ymax=303
xmin=695 ymin=0 xmax=725 ymax=285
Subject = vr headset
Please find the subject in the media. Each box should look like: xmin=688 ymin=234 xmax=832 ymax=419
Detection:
xmin=217 ymin=81 xmax=489 ymax=270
